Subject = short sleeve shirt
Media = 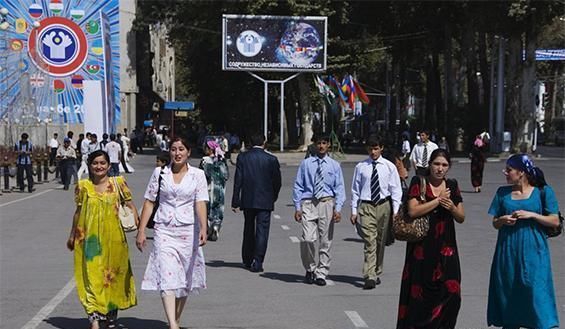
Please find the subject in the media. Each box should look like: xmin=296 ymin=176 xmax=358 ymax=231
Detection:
xmin=144 ymin=164 xmax=209 ymax=226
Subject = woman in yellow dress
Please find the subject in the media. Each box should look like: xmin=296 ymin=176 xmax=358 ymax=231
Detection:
xmin=67 ymin=150 xmax=138 ymax=329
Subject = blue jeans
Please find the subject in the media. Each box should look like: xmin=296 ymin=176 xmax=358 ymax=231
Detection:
xmin=108 ymin=163 xmax=120 ymax=177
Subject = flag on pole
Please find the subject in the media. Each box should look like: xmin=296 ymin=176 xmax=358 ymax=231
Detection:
xmin=352 ymin=79 xmax=370 ymax=104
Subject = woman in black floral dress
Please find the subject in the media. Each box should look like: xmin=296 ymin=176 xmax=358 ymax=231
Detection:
xmin=396 ymin=149 xmax=465 ymax=329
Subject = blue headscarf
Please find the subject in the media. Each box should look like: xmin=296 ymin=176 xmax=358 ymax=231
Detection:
xmin=506 ymin=153 xmax=546 ymax=186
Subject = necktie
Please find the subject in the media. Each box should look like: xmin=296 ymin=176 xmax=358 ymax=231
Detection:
xmin=422 ymin=143 xmax=428 ymax=167
xmin=314 ymin=159 xmax=324 ymax=199
xmin=371 ymin=161 xmax=381 ymax=203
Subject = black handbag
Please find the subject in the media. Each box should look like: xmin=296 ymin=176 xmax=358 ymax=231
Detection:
xmin=147 ymin=166 xmax=165 ymax=229
xmin=540 ymin=186 xmax=564 ymax=238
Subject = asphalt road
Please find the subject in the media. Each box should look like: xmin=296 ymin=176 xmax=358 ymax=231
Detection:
xmin=1 ymin=153 xmax=564 ymax=329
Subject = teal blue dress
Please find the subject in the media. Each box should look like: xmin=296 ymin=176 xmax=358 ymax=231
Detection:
xmin=487 ymin=185 xmax=559 ymax=329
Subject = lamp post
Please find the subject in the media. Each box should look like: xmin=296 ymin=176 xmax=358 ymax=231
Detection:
xmin=1 ymin=8 xmax=10 ymax=146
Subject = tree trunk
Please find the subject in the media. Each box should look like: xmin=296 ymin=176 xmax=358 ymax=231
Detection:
xmin=443 ymin=23 xmax=453 ymax=140
xmin=463 ymin=21 xmax=479 ymax=126
xmin=517 ymin=18 xmax=538 ymax=151
xmin=506 ymin=31 xmax=522 ymax=151
xmin=478 ymin=30 xmax=490 ymax=124
xmin=297 ymin=74 xmax=313 ymax=150
xmin=432 ymin=49 xmax=443 ymax=137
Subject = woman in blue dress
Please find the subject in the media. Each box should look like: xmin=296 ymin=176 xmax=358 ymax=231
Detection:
xmin=487 ymin=154 xmax=560 ymax=329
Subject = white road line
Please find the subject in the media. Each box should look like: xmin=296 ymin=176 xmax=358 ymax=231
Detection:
xmin=345 ymin=311 xmax=369 ymax=328
xmin=273 ymin=214 xmax=281 ymax=219
xmin=281 ymin=225 xmax=290 ymax=231
xmin=0 ymin=189 xmax=54 ymax=208
xmin=20 ymin=279 xmax=75 ymax=329
xmin=289 ymin=236 xmax=300 ymax=243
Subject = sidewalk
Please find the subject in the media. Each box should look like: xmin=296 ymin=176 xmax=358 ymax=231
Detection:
xmin=257 ymin=151 xmax=563 ymax=166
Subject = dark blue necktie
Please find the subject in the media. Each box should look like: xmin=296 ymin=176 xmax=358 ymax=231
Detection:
xmin=371 ymin=161 xmax=380 ymax=203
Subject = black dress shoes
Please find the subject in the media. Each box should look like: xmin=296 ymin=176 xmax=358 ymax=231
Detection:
xmin=314 ymin=278 xmax=326 ymax=286
xmin=304 ymin=271 xmax=314 ymax=284
xmin=250 ymin=261 xmax=264 ymax=273
xmin=363 ymin=279 xmax=376 ymax=290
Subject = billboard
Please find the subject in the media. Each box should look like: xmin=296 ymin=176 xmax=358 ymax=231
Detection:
xmin=0 ymin=0 xmax=120 ymax=126
xmin=222 ymin=15 xmax=327 ymax=72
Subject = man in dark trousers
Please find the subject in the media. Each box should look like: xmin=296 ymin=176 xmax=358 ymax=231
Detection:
xmin=231 ymin=133 xmax=282 ymax=273
xmin=14 ymin=133 xmax=34 ymax=193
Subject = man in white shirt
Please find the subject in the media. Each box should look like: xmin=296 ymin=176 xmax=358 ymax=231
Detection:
xmin=410 ymin=130 xmax=438 ymax=176
xmin=77 ymin=132 xmax=91 ymax=179
xmin=87 ymin=133 xmax=101 ymax=154
xmin=56 ymin=138 xmax=76 ymax=190
xmin=350 ymin=135 xmax=402 ymax=289
xmin=105 ymin=134 xmax=122 ymax=177
xmin=48 ymin=133 xmax=59 ymax=166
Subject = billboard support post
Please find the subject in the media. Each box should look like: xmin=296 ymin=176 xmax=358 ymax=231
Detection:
xmin=248 ymin=72 xmax=300 ymax=151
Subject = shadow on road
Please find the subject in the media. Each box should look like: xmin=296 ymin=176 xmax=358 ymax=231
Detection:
xmin=259 ymin=272 xmax=365 ymax=288
xmin=206 ymin=259 xmax=248 ymax=270
xmin=45 ymin=317 xmax=168 ymax=329
xmin=343 ymin=237 xmax=364 ymax=243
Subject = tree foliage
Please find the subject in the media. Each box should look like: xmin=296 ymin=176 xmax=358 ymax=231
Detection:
xmin=134 ymin=0 xmax=563 ymax=151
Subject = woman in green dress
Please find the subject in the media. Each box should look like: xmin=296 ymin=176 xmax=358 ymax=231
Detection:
xmin=199 ymin=140 xmax=229 ymax=241
xmin=67 ymin=150 xmax=139 ymax=329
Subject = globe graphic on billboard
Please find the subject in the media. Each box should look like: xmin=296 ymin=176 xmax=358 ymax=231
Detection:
xmin=276 ymin=22 xmax=322 ymax=66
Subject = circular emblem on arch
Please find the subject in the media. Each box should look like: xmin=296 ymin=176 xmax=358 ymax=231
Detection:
xmin=28 ymin=17 xmax=88 ymax=77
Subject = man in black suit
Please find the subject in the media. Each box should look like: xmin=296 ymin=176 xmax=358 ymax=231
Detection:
xmin=232 ymin=134 xmax=282 ymax=272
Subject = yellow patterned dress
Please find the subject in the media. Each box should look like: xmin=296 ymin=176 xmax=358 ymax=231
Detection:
xmin=72 ymin=176 xmax=137 ymax=316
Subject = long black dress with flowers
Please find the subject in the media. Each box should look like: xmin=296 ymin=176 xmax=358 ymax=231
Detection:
xmin=396 ymin=177 xmax=463 ymax=329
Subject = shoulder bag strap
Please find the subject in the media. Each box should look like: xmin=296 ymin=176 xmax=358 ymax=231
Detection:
xmin=113 ymin=176 xmax=125 ymax=205
xmin=155 ymin=166 xmax=165 ymax=202
xmin=419 ymin=176 xmax=427 ymax=202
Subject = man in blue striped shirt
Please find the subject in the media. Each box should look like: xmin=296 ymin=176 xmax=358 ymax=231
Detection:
xmin=14 ymin=133 xmax=34 ymax=193
xmin=292 ymin=135 xmax=345 ymax=286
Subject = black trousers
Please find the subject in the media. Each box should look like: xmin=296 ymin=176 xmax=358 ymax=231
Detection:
xmin=242 ymin=209 xmax=272 ymax=266
xmin=49 ymin=148 xmax=57 ymax=166
xmin=17 ymin=164 xmax=33 ymax=192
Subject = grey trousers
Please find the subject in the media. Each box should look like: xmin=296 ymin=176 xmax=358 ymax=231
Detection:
xmin=300 ymin=198 xmax=335 ymax=279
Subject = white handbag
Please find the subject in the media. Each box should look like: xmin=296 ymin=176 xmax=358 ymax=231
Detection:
xmin=113 ymin=177 xmax=137 ymax=232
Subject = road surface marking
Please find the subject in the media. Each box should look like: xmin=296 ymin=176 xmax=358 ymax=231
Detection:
xmin=20 ymin=279 xmax=75 ymax=329
xmin=345 ymin=311 xmax=369 ymax=328
xmin=289 ymin=236 xmax=300 ymax=243
xmin=0 ymin=189 xmax=54 ymax=208
xmin=273 ymin=214 xmax=281 ymax=219
xmin=281 ymin=225 xmax=290 ymax=231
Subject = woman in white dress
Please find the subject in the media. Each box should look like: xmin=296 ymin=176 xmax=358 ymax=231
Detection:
xmin=136 ymin=137 xmax=208 ymax=329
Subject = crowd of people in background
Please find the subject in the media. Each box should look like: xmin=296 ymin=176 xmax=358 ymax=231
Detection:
xmin=3 ymin=124 xmax=560 ymax=329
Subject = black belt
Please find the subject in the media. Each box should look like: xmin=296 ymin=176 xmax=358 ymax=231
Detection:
xmin=360 ymin=197 xmax=390 ymax=206
xmin=304 ymin=196 xmax=334 ymax=202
